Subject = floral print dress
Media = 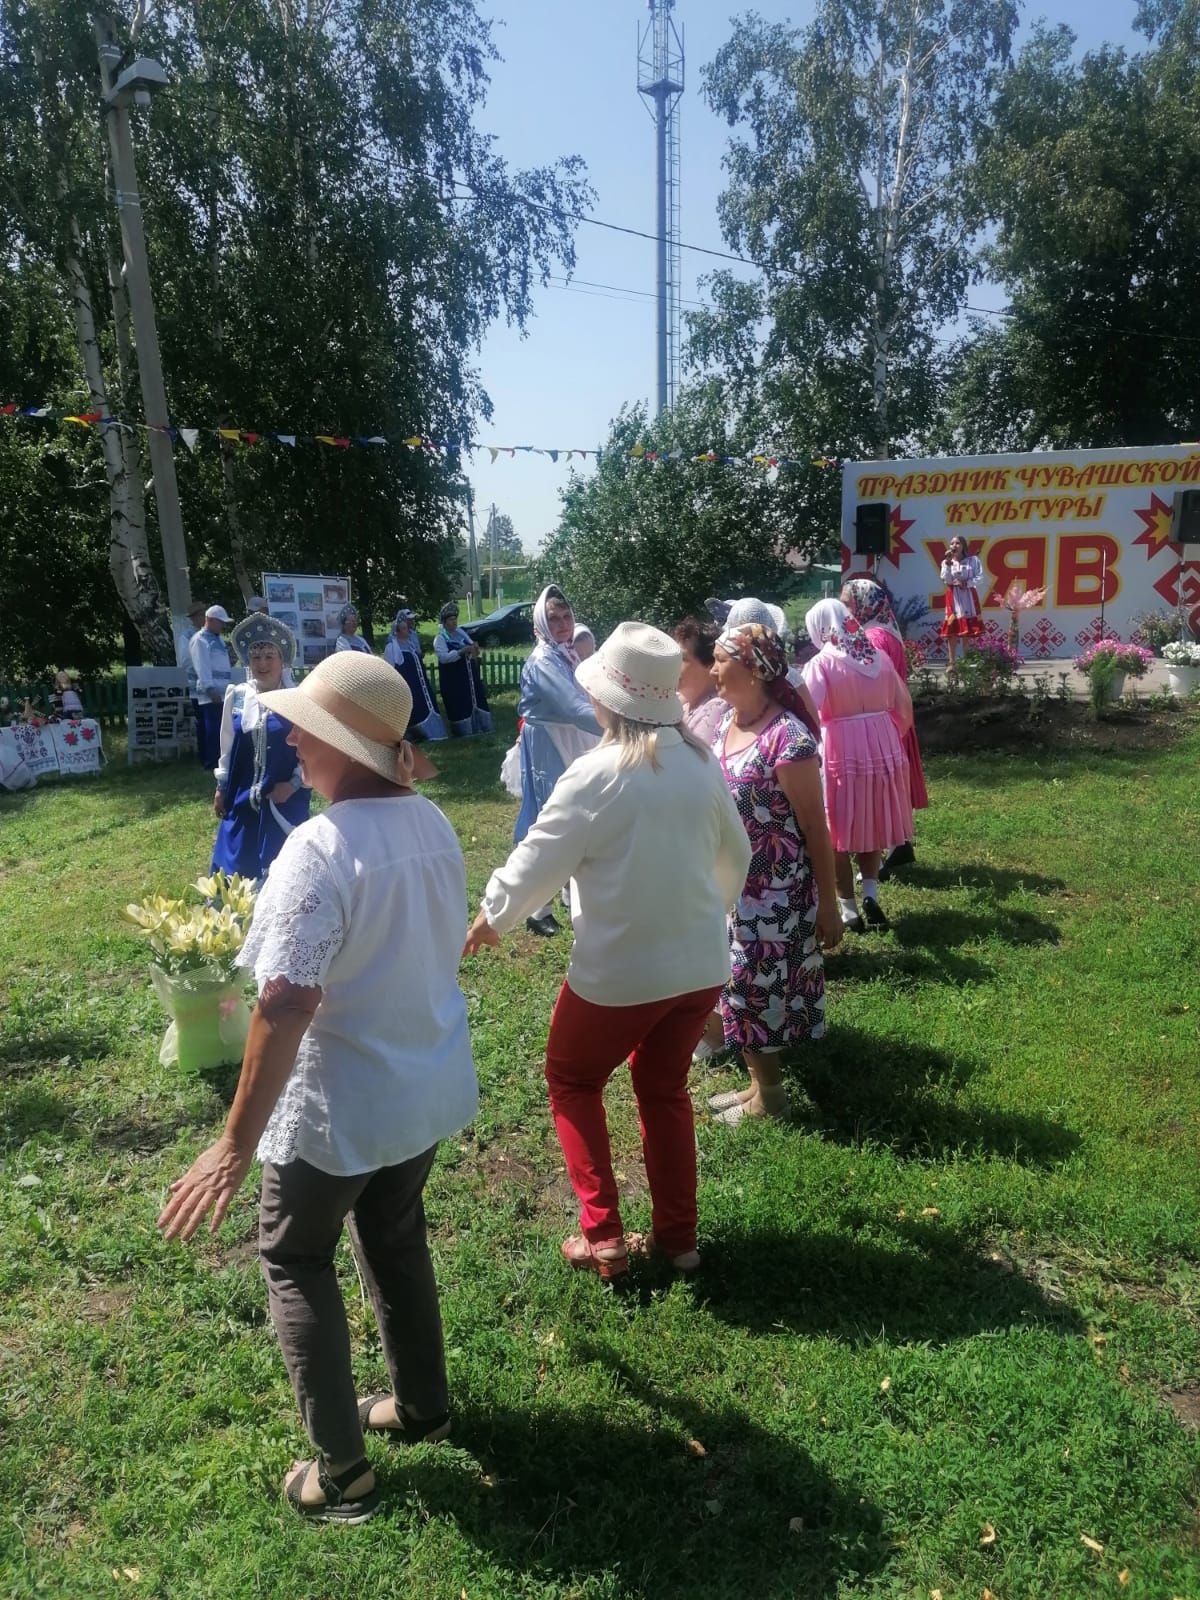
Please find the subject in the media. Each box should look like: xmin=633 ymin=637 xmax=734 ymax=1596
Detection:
xmin=717 ymin=709 xmax=826 ymax=1053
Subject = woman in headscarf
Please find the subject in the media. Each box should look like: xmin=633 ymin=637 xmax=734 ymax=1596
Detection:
xmin=334 ymin=605 xmax=372 ymax=654
xmin=212 ymin=614 xmax=311 ymax=883
xmin=161 ymin=652 xmax=478 ymax=1524
xmin=513 ymin=585 xmax=602 ymax=936
xmin=802 ymin=599 xmax=913 ymax=933
xmin=694 ymin=623 xmax=842 ymax=1125
xmin=383 ymin=611 xmax=447 ymax=741
xmin=572 ymin=623 xmax=596 ymax=661
xmin=842 ymin=578 xmax=927 ymax=874
xmin=433 ymin=602 xmax=492 ymax=737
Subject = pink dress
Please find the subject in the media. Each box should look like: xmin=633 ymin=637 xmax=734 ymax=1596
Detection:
xmin=685 ymin=692 xmax=729 ymax=748
xmin=865 ymin=627 xmax=928 ymax=812
xmin=802 ymin=650 xmax=913 ymax=854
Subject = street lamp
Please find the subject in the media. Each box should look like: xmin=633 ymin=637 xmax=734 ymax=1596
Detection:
xmin=95 ymin=25 xmax=193 ymax=657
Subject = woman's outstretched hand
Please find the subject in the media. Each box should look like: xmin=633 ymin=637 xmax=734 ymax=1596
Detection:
xmin=463 ymin=909 xmax=501 ymax=958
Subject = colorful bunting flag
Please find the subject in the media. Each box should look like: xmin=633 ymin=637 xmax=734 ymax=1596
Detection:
xmin=0 ymin=401 xmax=844 ymax=475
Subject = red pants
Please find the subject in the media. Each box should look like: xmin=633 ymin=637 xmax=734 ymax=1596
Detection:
xmin=544 ymin=982 xmax=722 ymax=1256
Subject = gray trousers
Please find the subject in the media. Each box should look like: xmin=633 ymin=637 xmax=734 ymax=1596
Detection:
xmin=259 ymin=1145 xmax=447 ymax=1465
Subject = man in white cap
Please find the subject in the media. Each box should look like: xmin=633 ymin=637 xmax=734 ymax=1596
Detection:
xmin=190 ymin=605 xmax=233 ymax=768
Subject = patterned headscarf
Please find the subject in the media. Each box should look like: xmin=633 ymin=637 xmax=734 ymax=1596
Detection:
xmin=842 ymin=578 xmax=900 ymax=640
xmin=805 ymin=599 xmax=881 ymax=676
xmin=338 ymin=604 xmax=360 ymax=628
xmin=533 ymin=583 xmax=580 ymax=673
xmin=716 ymin=623 xmax=819 ymax=738
xmin=716 ymin=621 xmax=790 ymax=683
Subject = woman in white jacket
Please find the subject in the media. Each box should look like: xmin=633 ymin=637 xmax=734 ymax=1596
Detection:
xmin=465 ymin=622 xmax=751 ymax=1278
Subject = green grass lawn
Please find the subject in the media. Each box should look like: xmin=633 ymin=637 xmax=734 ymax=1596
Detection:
xmin=1 ymin=704 xmax=1198 ymax=1598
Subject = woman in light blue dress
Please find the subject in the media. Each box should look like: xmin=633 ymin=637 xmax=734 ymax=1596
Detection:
xmin=514 ymin=584 xmax=601 ymax=935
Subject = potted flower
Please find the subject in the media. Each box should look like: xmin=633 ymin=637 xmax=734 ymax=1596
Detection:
xmin=1074 ymin=637 xmax=1154 ymax=708
xmin=122 ymin=871 xmax=257 ymax=1073
xmin=1162 ymin=638 xmax=1200 ymax=694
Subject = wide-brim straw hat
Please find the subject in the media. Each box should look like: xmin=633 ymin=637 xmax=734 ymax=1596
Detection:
xmin=575 ymin=620 xmax=684 ymax=726
xmin=259 ymin=652 xmax=437 ymax=785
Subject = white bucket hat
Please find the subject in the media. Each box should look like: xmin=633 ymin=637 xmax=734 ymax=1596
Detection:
xmin=575 ymin=621 xmax=684 ymax=726
xmin=259 ymin=651 xmax=437 ymax=784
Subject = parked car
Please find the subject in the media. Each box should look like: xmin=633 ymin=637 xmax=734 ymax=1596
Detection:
xmin=461 ymin=601 xmax=534 ymax=647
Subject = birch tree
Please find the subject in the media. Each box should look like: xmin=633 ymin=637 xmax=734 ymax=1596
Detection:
xmin=691 ymin=0 xmax=1017 ymax=466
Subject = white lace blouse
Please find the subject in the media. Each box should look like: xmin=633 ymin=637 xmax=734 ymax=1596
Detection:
xmin=238 ymin=797 xmax=479 ymax=1174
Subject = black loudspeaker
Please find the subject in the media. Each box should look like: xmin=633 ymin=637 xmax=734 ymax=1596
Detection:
xmin=1170 ymin=489 xmax=1200 ymax=549
xmin=855 ymin=501 xmax=890 ymax=556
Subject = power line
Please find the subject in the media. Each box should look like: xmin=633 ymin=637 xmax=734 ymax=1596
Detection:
xmin=449 ymin=181 xmax=761 ymax=269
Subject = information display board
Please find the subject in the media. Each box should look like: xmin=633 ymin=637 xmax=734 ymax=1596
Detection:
xmin=840 ymin=444 xmax=1200 ymax=657
xmin=262 ymin=572 xmax=353 ymax=667
xmin=127 ymin=667 xmax=193 ymax=762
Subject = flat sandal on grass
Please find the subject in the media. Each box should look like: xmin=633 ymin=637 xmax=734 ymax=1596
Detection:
xmin=283 ymin=1457 xmax=379 ymax=1524
xmin=357 ymin=1393 xmax=451 ymax=1444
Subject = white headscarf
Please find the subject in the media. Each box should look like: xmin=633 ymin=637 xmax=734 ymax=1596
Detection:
xmin=725 ymin=597 xmax=788 ymax=638
xmin=533 ymin=584 xmax=579 ymax=673
xmin=805 ymin=598 xmax=882 ymax=676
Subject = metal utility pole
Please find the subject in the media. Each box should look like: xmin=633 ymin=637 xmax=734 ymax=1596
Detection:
xmin=464 ymin=483 xmax=480 ymax=615
xmin=487 ymin=503 xmax=497 ymax=608
xmin=638 ymin=0 xmax=684 ymax=415
xmin=96 ymin=18 xmax=193 ymax=649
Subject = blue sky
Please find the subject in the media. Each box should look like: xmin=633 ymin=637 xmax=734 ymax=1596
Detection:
xmin=465 ymin=0 xmax=1143 ymax=559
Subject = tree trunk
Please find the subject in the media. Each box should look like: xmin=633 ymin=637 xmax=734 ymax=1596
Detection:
xmin=64 ymin=217 xmax=173 ymax=664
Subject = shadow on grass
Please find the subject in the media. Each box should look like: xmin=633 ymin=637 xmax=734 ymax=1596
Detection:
xmin=902 ymin=861 xmax=1066 ymax=897
xmin=391 ymin=1350 xmax=887 ymax=1598
xmin=891 ymin=904 xmax=1061 ymax=951
xmin=0 ymin=1081 xmax=74 ymax=1147
xmin=792 ymin=1026 xmax=1078 ymax=1166
xmin=826 ymin=940 xmax=994 ymax=987
xmin=0 ymin=1025 xmax=112 ymax=1077
xmin=696 ymin=1219 xmax=1083 ymax=1345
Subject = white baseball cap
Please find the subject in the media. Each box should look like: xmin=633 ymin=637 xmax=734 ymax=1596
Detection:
xmin=204 ymin=605 xmax=232 ymax=623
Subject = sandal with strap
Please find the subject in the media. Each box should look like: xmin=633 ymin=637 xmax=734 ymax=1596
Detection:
xmin=560 ymin=1234 xmax=629 ymax=1280
xmin=627 ymin=1231 xmax=701 ymax=1274
xmin=283 ymin=1457 xmax=379 ymax=1524
xmin=707 ymin=1089 xmax=750 ymax=1112
xmin=356 ymin=1393 xmax=451 ymax=1445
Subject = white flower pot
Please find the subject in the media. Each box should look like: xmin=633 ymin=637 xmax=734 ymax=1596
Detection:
xmin=1167 ymin=663 xmax=1200 ymax=695
xmin=1102 ymin=670 xmax=1126 ymax=704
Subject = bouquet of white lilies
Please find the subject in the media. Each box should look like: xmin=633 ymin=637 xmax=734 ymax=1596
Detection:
xmin=122 ymin=872 xmax=257 ymax=1073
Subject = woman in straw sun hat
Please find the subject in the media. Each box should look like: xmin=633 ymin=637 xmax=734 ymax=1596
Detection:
xmin=160 ymin=651 xmax=479 ymax=1525
xmin=465 ymin=622 xmax=751 ymax=1278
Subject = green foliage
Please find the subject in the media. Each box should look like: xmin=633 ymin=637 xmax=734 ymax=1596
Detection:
xmin=0 ymin=0 xmax=591 ymax=650
xmin=536 ymin=386 xmax=792 ymax=636
xmin=690 ymin=0 xmax=1017 ymax=468
xmin=943 ymin=13 xmax=1200 ymax=450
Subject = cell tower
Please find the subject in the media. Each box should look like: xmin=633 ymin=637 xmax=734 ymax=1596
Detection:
xmin=637 ymin=0 xmax=684 ymax=414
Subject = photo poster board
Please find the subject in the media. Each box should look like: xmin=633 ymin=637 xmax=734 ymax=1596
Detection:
xmin=262 ymin=572 xmax=352 ymax=669
xmin=127 ymin=666 xmax=193 ymax=763
xmin=840 ymin=444 xmax=1200 ymax=658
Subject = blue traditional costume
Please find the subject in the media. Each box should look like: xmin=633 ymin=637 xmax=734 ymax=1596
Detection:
xmin=334 ymin=604 xmax=373 ymax=653
xmin=211 ymin=614 xmax=310 ymax=884
xmin=383 ymin=611 xmax=447 ymax=740
xmin=434 ymin=603 xmax=493 ymax=736
xmin=515 ymin=585 xmax=601 ymax=843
